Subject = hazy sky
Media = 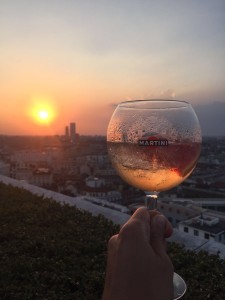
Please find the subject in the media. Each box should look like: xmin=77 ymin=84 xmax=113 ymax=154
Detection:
xmin=0 ymin=0 xmax=225 ymax=136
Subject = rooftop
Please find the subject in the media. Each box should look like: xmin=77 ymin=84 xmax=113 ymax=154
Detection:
xmin=181 ymin=214 xmax=225 ymax=234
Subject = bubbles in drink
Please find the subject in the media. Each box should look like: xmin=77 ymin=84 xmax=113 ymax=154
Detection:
xmin=107 ymin=141 xmax=201 ymax=192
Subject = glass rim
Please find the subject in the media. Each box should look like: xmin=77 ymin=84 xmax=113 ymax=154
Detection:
xmin=118 ymin=99 xmax=191 ymax=109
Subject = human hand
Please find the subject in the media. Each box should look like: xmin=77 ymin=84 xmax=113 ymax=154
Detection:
xmin=102 ymin=207 xmax=174 ymax=300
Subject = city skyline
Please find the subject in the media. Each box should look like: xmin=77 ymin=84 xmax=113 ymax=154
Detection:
xmin=0 ymin=0 xmax=225 ymax=136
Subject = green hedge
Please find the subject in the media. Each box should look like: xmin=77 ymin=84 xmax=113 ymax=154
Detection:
xmin=0 ymin=182 xmax=225 ymax=300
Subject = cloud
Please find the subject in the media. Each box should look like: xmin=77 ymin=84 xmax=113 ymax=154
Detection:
xmin=159 ymin=89 xmax=176 ymax=99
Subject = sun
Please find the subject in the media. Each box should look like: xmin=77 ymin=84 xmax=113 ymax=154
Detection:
xmin=34 ymin=106 xmax=53 ymax=124
xmin=37 ymin=110 xmax=50 ymax=122
xmin=27 ymin=96 xmax=57 ymax=126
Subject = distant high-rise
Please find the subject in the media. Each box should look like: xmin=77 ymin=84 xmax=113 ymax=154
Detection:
xmin=65 ymin=126 xmax=69 ymax=138
xmin=70 ymin=122 xmax=76 ymax=143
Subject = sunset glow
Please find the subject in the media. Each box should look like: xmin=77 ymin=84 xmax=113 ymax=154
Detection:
xmin=0 ymin=0 xmax=224 ymax=136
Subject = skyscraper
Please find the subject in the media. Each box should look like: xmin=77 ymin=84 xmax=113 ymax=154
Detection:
xmin=70 ymin=122 xmax=76 ymax=143
xmin=65 ymin=126 xmax=69 ymax=138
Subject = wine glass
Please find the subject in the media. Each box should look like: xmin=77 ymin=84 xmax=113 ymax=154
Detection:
xmin=107 ymin=99 xmax=202 ymax=299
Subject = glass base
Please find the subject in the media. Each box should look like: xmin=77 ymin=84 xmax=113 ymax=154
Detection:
xmin=173 ymin=272 xmax=187 ymax=299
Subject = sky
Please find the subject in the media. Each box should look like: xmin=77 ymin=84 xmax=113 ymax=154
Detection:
xmin=0 ymin=0 xmax=225 ymax=136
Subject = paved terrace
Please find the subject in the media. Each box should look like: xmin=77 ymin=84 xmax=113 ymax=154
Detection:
xmin=1 ymin=174 xmax=225 ymax=259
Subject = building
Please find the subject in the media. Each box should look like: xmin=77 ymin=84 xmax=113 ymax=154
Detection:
xmin=63 ymin=122 xmax=79 ymax=144
xmin=83 ymin=176 xmax=122 ymax=202
xmin=70 ymin=122 xmax=76 ymax=143
xmin=157 ymin=198 xmax=205 ymax=227
xmin=65 ymin=126 xmax=69 ymax=139
xmin=0 ymin=161 xmax=10 ymax=176
xmin=30 ymin=168 xmax=53 ymax=187
xmin=11 ymin=150 xmax=48 ymax=168
xmin=178 ymin=211 xmax=225 ymax=244
xmin=10 ymin=150 xmax=57 ymax=187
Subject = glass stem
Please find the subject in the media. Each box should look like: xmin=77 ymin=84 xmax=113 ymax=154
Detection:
xmin=145 ymin=191 xmax=159 ymax=210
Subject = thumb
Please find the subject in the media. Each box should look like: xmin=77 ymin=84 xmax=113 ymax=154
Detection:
xmin=150 ymin=214 xmax=168 ymax=256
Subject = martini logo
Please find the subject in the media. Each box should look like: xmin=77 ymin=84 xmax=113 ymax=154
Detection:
xmin=138 ymin=134 xmax=168 ymax=146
